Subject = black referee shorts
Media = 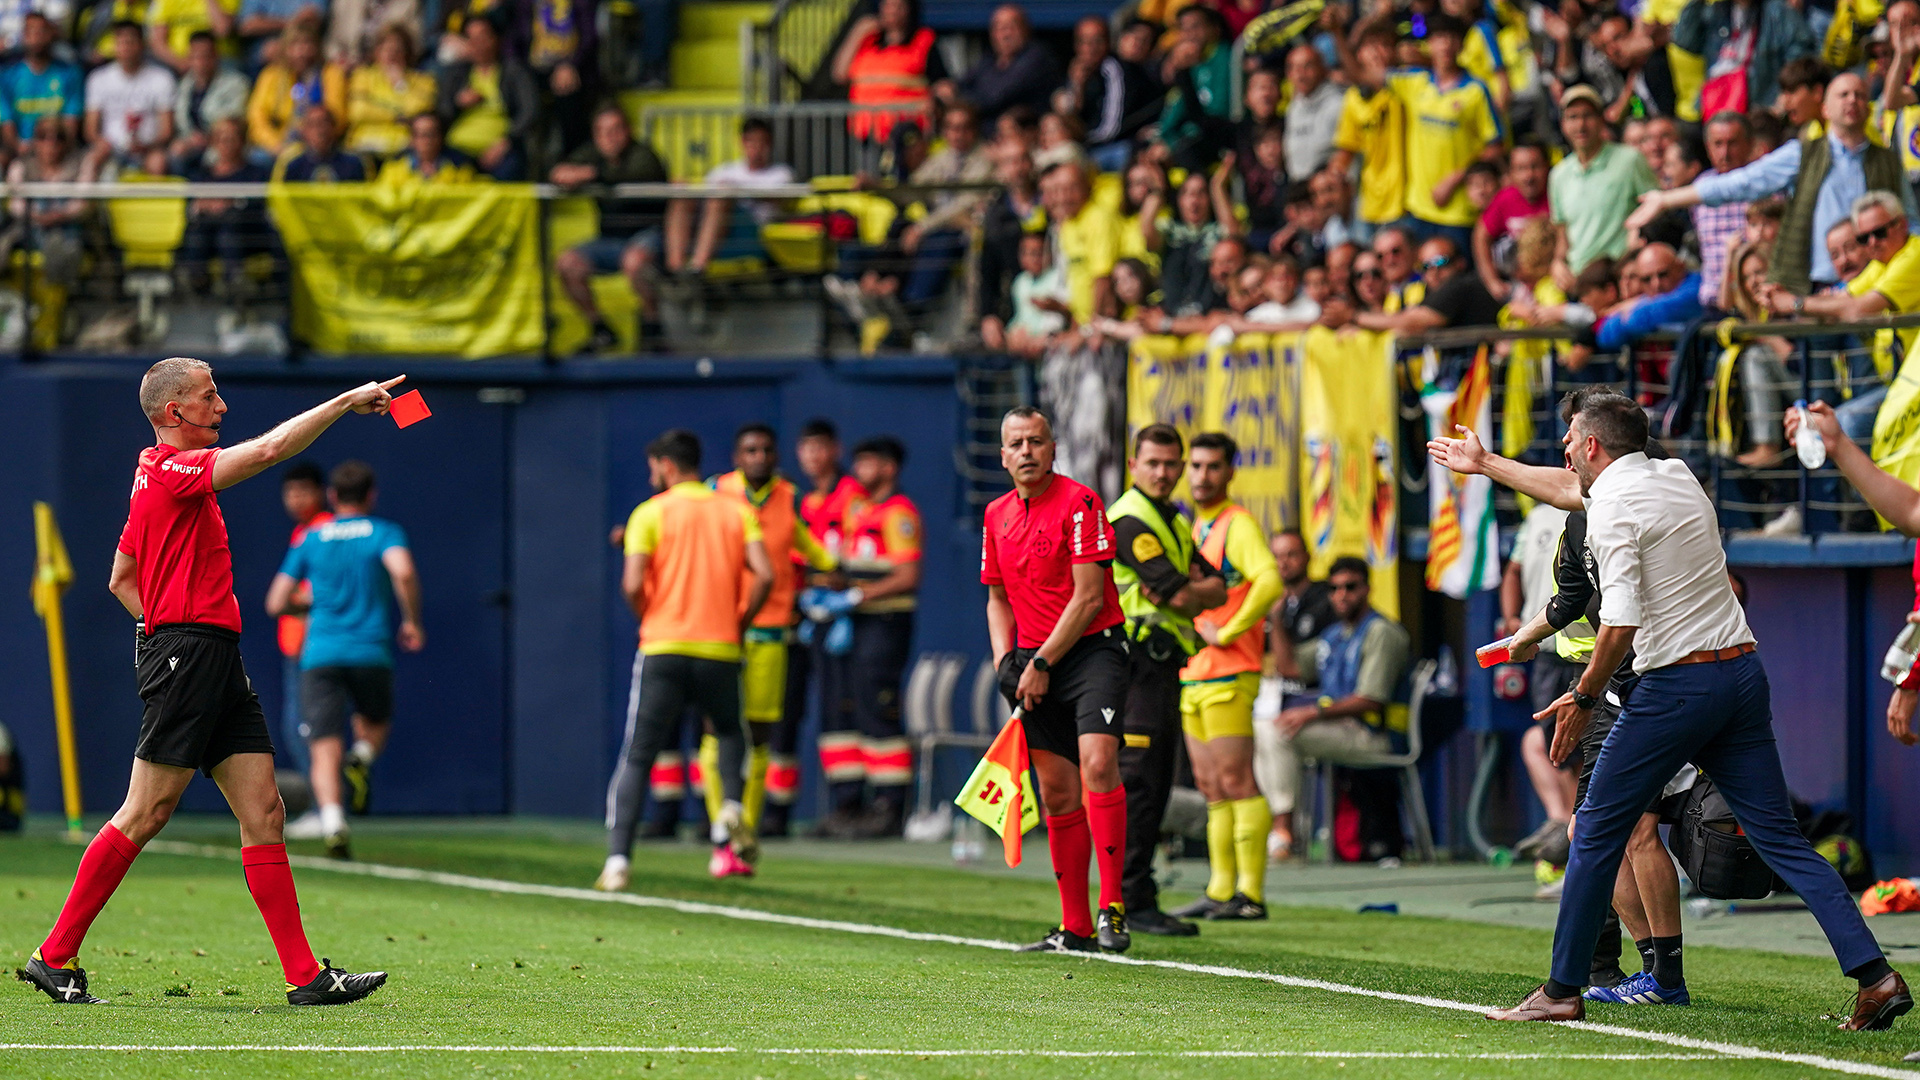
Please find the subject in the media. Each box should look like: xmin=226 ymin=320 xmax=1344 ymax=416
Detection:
xmin=998 ymin=628 xmax=1128 ymax=765
xmin=301 ymin=665 xmax=395 ymax=741
xmin=135 ymin=624 xmax=275 ymax=777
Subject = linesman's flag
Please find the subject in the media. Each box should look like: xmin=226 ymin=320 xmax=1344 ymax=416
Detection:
xmin=954 ymin=710 xmax=1039 ymax=867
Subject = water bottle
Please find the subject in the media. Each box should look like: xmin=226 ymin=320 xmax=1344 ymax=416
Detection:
xmin=951 ymin=816 xmax=984 ymax=865
xmin=1883 ymin=621 xmax=1920 ymax=685
xmin=1794 ymin=400 xmax=1827 ymax=469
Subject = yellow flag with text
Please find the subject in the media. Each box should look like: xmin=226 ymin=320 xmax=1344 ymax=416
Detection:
xmin=268 ymin=183 xmax=545 ymax=358
xmin=954 ymin=716 xmax=1039 ymax=867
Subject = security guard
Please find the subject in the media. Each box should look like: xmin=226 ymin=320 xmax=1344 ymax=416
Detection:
xmin=1107 ymin=424 xmax=1226 ymax=936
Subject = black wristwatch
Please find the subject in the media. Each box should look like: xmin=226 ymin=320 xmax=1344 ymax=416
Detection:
xmin=1570 ymin=685 xmax=1599 ymax=711
xmin=1032 ymin=655 xmax=1052 ymax=674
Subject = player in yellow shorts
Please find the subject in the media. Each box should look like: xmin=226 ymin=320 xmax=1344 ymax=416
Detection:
xmin=1180 ymin=672 xmax=1262 ymax=741
xmin=700 ymin=424 xmax=835 ymax=834
xmin=1170 ymin=434 xmax=1281 ymax=921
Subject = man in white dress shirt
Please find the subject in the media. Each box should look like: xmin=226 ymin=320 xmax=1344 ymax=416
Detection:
xmin=1447 ymin=388 xmax=1908 ymax=1029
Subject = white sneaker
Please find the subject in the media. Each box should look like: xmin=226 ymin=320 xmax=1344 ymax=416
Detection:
xmin=1761 ymin=505 xmax=1802 ymax=536
xmin=594 ymin=857 xmax=630 ymax=892
xmin=285 ymin=811 xmax=327 ymax=840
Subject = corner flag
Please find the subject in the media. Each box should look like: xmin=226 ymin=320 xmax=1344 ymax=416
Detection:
xmin=31 ymin=502 xmax=83 ymax=838
xmin=954 ymin=709 xmax=1038 ymax=867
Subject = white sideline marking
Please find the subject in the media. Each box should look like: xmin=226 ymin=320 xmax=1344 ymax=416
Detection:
xmin=0 ymin=1045 xmax=1737 ymax=1060
xmin=139 ymin=841 xmax=1920 ymax=1080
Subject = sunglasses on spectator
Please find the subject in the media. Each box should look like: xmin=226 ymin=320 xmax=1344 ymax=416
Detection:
xmin=1330 ymin=579 xmax=1366 ymax=592
xmin=1356 ymin=268 xmax=1384 ymax=279
xmin=1859 ymin=222 xmax=1898 ymax=245
xmin=1422 ymin=256 xmax=1452 ymax=271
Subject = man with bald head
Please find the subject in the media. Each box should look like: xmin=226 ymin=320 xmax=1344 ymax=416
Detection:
xmin=19 ymin=358 xmax=399 ymax=1009
xmin=1630 ymin=72 xmax=1917 ymax=295
xmin=1586 ymin=243 xmax=1704 ymax=351
xmin=935 ymin=4 xmax=1058 ymax=124
xmin=1283 ymin=44 xmax=1342 ymax=182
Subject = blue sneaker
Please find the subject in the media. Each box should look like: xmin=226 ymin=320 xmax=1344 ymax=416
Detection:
xmin=1583 ymin=970 xmax=1691 ymax=1005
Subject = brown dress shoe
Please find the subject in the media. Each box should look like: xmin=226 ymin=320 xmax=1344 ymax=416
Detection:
xmin=1486 ymin=984 xmax=1586 ymax=1022
xmin=1841 ymin=972 xmax=1913 ymax=1031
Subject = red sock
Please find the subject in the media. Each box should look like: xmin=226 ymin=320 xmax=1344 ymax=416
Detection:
xmin=39 ymin=824 xmax=141 ymax=967
xmin=241 ymin=844 xmax=321 ymax=987
xmin=1046 ymin=809 xmax=1094 ymax=937
xmin=1085 ymin=786 xmax=1128 ymax=911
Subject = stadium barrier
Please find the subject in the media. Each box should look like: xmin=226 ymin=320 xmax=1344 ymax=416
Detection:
xmin=0 ymin=175 xmax=989 ymax=363
xmin=1119 ymin=314 xmax=1920 ymax=561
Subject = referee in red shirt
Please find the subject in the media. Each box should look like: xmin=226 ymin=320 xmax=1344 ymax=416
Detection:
xmin=20 ymin=358 xmax=396 ymax=1007
xmin=983 ymin=406 xmax=1131 ymax=954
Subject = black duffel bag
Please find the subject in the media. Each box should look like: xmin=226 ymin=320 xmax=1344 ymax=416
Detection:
xmin=1665 ymin=775 xmax=1780 ymax=900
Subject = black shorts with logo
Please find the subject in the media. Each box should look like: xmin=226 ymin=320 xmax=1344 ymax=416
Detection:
xmin=301 ymin=665 xmax=395 ymax=741
xmin=998 ymin=628 xmax=1129 ymax=764
xmin=135 ymin=624 xmax=275 ymax=776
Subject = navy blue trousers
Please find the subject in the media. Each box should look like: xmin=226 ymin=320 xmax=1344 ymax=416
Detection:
xmin=1549 ymin=652 xmax=1883 ymax=987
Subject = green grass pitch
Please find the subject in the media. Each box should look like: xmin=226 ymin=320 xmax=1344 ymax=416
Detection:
xmin=3 ymin=822 xmax=1917 ymax=1079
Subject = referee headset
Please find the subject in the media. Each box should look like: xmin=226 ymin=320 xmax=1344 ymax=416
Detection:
xmin=162 ymin=402 xmax=221 ymax=432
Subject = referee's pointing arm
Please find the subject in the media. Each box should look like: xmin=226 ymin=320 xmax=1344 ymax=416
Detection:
xmin=192 ymin=374 xmax=406 ymax=491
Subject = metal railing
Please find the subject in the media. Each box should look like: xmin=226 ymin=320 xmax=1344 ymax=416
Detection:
xmin=1399 ymin=315 xmax=1920 ymax=536
xmin=639 ymin=102 xmax=926 ymax=181
xmin=0 ymin=177 xmax=999 ymax=363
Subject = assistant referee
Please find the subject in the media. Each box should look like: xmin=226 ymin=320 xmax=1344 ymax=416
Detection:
xmin=21 ymin=358 xmax=394 ymax=1008
xmin=983 ymin=407 xmax=1132 ymax=954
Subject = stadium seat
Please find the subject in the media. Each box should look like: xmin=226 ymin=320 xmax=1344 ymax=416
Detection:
xmin=1296 ymin=659 xmax=1438 ymax=864
xmin=904 ymin=651 xmax=981 ymax=834
xmin=105 ymin=174 xmax=188 ymax=343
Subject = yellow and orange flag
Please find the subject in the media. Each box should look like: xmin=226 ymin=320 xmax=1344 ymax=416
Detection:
xmin=954 ymin=710 xmax=1039 ymax=867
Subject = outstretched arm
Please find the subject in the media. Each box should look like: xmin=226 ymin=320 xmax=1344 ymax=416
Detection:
xmin=211 ymin=376 xmax=405 ymax=491
xmin=1428 ymin=425 xmax=1583 ymax=509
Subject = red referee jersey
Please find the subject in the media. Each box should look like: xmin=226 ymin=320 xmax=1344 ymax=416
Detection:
xmin=981 ymin=472 xmax=1123 ymax=649
xmin=117 ymin=445 xmax=242 ymax=632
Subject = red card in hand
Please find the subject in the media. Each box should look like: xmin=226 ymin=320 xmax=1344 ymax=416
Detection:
xmin=389 ymin=390 xmax=431 ymax=428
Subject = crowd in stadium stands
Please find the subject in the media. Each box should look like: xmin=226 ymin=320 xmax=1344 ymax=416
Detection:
xmin=0 ymin=0 xmax=665 ymax=304
xmin=512 ymin=0 xmax=1918 ymax=469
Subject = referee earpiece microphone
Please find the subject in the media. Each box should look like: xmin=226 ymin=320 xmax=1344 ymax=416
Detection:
xmin=164 ymin=406 xmax=219 ymax=431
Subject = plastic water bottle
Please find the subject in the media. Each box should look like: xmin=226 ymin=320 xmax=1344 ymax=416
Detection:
xmin=951 ymin=816 xmax=984 ymax=865
xmin=1794 ymin=400 xmax=1827 ymax=469
xmin=1883 ymin=622 xmax=1920 ymax=685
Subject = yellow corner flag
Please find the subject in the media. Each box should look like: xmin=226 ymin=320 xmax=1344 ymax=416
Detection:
xmin=954 ymin=709 xmax=1039 ymax=867
xmin=31 ymin=502 xmax=83 ymax=838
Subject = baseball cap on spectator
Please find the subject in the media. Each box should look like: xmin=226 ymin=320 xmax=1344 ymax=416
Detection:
xmin=1561 ymin=85 xmax=1605 ymax=114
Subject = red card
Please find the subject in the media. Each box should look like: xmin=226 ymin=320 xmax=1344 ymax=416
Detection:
xmin=389 ymin=390 xmax=431 ymax=429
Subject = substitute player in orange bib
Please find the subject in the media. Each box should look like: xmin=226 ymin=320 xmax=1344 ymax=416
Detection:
xmin=20 ymin=357 xmax=397 ymax=1007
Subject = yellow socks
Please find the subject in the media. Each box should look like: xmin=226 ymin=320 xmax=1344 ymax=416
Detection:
xmin=698 ymin=735 xmax=724 ymax=825
xmin=742 ymin=743 xmax=771 ymax=831
xmin=703 ymin=735 xmax=774 ymax=833
xmin=1205 ymin=801 xmax=1237 ymax=902
xmin=1230 ymin=797 xmax=1272 ymax=903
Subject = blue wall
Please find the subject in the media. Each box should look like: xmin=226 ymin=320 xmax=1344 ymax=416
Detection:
xmin=0 ymin=356 xmax=986 ymax=821
xmin=8 ymin=354 xmax=1920 ymax=871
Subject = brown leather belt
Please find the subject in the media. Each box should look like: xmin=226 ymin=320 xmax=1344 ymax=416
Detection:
xmin=1669 ymin=643 xmax=1756 ymax=666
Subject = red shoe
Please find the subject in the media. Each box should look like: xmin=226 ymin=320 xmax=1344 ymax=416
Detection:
xmin=708 ymin=845 xmax=755 ymax=879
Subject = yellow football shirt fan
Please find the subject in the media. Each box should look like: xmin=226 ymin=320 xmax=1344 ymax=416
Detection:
xmin=1847 ymin=233 xmax=1920 ymax=381
xmin=1333 ymin=85 xmax=1406 ymax=226
xmin=623 ymin=481 xmax=763 ymax=662
xmin=1058 ymin=200 xmax=1121 ymax=325
xmin=1388 ymin=68 xmax=1503 ymax=227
